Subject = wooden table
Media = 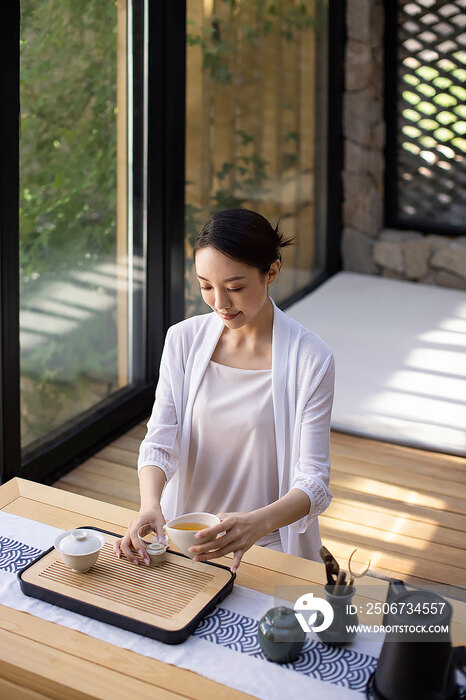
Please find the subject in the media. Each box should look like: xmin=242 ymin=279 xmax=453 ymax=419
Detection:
xmin=0 ymin=478 xmax=464 ymax=700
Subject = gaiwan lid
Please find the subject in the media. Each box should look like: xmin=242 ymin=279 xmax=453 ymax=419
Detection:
xmin=57 ymin=529 xmax=104 ymax=556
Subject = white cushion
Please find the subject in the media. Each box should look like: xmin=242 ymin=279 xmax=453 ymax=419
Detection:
xmin=286 ymin=272 xmax=466 ymax=456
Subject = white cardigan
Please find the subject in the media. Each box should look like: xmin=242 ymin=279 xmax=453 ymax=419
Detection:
xmin=138 ymin=297 xmax=335 ymax=560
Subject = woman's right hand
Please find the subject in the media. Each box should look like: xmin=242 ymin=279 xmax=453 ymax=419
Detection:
xmin=113 ymin=506 xmax=167 ymax=566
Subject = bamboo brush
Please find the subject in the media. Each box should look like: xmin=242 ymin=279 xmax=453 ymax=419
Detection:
xmin=334 ymin=570 xmax=347 ymax=595
xmin=319 ymin=546 xmax=339 ymax=576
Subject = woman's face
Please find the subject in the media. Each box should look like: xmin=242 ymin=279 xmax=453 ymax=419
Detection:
xmin=195 ymin=247 xmax=280 ymax=328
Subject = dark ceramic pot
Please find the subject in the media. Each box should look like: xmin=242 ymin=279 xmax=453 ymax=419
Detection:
xmin=258 ymin=606 xmax=305 ymax=664
xmin=315 ymin=584 xmax=358 ymax=646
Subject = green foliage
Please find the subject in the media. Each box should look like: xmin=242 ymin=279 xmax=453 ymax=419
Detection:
xmin=210 ymin=141 xmax=270 ymax=211
xmin=187 ymin=20 xmax=233 ymax=85
xmin=184 ymin=1 xmax=311 ymax=310
xmin=186 ymin=0 xmax=315 ymax=84
xmin=20 ymin=0 xmax=117 ymax=278
xmin=20 ymin=0 xmax=119 ymax=447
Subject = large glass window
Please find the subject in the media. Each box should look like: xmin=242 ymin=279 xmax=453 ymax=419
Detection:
xmin=19 ymin=0 xmax=146 ymax=451
xmin=184 ymin=0 xmax=328 ymax=317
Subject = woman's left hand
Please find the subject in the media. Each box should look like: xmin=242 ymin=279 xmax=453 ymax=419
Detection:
xmin=188 ymin=511 xmax=268 ymax=573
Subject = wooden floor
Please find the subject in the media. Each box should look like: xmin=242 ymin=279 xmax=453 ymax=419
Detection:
xmin=53 ymin=425 xmax=466 ymax=593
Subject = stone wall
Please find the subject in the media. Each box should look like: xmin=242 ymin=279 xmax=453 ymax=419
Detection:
xmin=341 ymin=0 xmax=466 ymax=291
xmin=372 ymin=230 xmax=466 ymax=290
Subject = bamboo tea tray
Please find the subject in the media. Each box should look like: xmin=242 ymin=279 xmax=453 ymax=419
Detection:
xmin=18 ymin=526 xmax=235 ymax=644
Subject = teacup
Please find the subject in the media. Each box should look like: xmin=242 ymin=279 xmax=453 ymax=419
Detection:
xmin=137 ymin=525 xmax=167 ymax=565
xmin=163 ymin=512 xmax=221 ymax=559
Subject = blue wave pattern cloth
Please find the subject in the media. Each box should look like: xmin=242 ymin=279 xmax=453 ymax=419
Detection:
xmin=0 ymin=536 xmax=43 ymax=574
xmin=194 ymin=607 xmax=376 ymax=691
xmin=4 ymin=535 xmax=376 ymax=692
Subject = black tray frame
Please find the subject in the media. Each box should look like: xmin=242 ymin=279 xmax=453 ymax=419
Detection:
xmin=17 ymin=525 xmax=236 ymax=645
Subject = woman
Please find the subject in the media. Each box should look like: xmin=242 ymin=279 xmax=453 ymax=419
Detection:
xmin=115 ymin=209 xmax=335 ymax=573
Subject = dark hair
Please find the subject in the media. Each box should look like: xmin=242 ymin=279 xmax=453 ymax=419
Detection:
xmin=193 ymin=208 xmax=295 ymax=275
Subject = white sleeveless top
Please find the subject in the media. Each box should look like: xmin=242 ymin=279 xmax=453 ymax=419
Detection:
xmin=182 ymin=360 xmax=282 ymax=548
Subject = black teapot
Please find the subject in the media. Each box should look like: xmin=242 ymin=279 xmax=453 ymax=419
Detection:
xmin=368 ymin=581 xmax=460 ymax=700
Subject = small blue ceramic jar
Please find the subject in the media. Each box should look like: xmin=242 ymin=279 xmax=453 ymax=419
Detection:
xmin=258 ymin=605 xmax=306 ymax=664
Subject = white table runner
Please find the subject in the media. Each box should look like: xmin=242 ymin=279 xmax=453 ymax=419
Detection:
xmin=0 ymin=511 xmax=382 ymax=699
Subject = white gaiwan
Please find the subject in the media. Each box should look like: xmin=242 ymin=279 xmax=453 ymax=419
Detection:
xmin=163 ymin=512 xmax=221 ymax=559
xmin=54 ymin=528 xmax=106 ymax=573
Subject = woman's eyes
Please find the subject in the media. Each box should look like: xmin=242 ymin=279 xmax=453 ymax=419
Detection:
xmin=200 ymin=286 xmax=243 ymax=292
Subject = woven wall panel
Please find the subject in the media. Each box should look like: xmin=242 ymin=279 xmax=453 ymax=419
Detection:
xmin=397 ymin=0 xmax=466 ymax=227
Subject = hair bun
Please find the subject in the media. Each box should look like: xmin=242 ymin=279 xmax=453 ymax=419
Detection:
xmin=275 ymin=220 xmax=296 ymax=249
xmin=194 ymin=208 xmax=295 ymax=273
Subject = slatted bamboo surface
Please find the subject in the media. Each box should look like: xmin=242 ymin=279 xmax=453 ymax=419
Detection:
xmin=53 ymin=425 xmax=466 ymax=591
xmin=21 ymin=536 xmax=232 ymax=637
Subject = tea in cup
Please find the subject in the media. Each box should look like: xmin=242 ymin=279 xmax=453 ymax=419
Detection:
xmin=171 ymin=522 xmax=208 ymax=531
xmin=163 ymin=512 xmax=221 ymax=559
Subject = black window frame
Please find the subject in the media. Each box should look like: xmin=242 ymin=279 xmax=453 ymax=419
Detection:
xmin=1 ymin=0 xmax=343 ymax=486
xmin=0 ymin=1 xmax=21 ymax=486
xmin=0 ymin=1 xmax=186 ymax=485
xmin=384 ymin=0 xmax=465 ymax=237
